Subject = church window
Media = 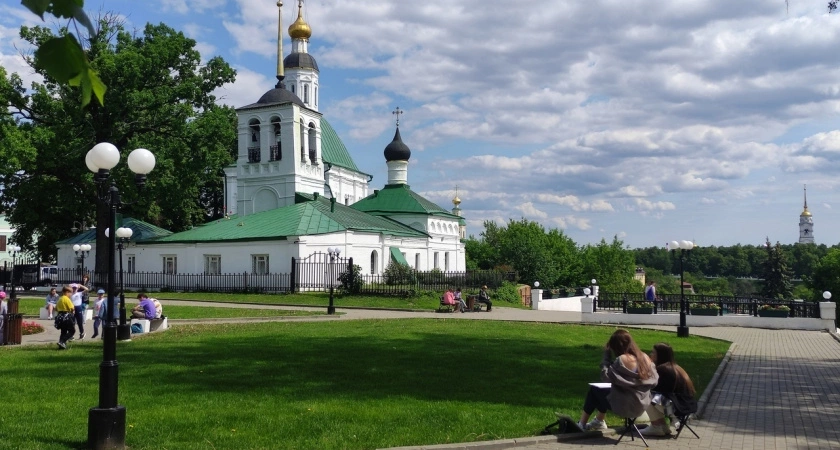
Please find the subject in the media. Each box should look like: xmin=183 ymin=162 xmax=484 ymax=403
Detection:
xmin=271 ymin=119 xmax=282 ymax=161
xmin=162 ymin=255 xmax=177 ymax=274
xmin=127 ymin=255 xmax=136 ymax=274
xmin=370 ymin=251 xmax=378 ymax=274
xmin=308 ymin=123 xmax=317 ymax=164
xmin=300 ymin=119 xmax=306 ymax=162
xmin=444 ymin=252 xmax=450 ymax=271
xmin=415 ymin=254 xmax=420 ymax=270
xmin=434 ymin=252 xmax=439 ymax=269
xmin=248 ymin=120 xmax=260 ymax=163
xmin=304 ymin=84 xmax=309 ymax=104
xmin=290 ymin=84 xmax=295 ymax=94
xmin=252 ymin=254 xmax=269 ymax=274
xmin=204 ymin=255 xmax=221 ymax=275
xmin=315 ymin=87 xmax=318 ymax=106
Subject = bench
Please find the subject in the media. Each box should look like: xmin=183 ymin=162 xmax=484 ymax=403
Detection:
xmin=438 ymin=297 xmax=454 ymax=313
xmin=40 ymin=307 xmax=92 ymax=321
xmin=130 ymin=316 xmax=169 ymax=333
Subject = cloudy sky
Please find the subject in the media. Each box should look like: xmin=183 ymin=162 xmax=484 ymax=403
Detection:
xmin=4 ymin=0 xmax=840 ymax=249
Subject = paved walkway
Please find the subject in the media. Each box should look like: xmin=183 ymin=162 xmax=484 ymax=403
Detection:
xmin=15 ymin=303 xmax=840 ymax=449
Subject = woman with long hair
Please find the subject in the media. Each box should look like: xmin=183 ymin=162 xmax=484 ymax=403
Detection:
xmin=577 ymin=329 xmax=659 ymax=431
xmin=640 ymin=342 xmax=697 ymax=436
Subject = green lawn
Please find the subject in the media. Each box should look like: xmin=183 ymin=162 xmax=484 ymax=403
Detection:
xmin=14 ymin=298 xmax=323 ymax=319
xmin=0 ymin=320 xmax=729 ymax=449
xmin=16 ymin=290 xmax=531 ymax=311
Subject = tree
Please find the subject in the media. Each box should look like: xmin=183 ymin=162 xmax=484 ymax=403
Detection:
xmin=0 ymin=16 xmax=237 ymax=271
xmin=760 ymin=238 xmax=793 ymax=300
xmin=22 ymin=0 xmax=105 ymax=107
xmin=808 ymin=248 xmax=840 ymax=322
xmin=581 ymin=236 xmax=638 ymax=293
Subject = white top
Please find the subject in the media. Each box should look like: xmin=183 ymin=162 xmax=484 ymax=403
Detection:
xmin=71 ymin=292 xmax=84 ymax=307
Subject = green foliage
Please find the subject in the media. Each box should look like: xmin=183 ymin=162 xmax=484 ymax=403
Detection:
xmin=1 ymin=17 xmax=236 ymax=264
xmin=384 ymin=261 xmax=416 ymax=285
xmin=339 ymin=264 xmax=364 ymax=294
xmin=492 ymin=281 xmax=521 ymax=304
xmin=22 ymin=0 xmax=105 ymax=107
xmin=467 ymin=220 xmax=637 ymax=291
xmin=761 ymin=238 xmax=793 ymax=300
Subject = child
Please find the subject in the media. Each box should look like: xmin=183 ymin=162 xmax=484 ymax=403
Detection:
xmin=91 ymin=289 xmax=106 ymax=339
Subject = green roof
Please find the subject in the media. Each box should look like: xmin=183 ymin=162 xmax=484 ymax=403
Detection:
xmin=56 ymin=217 xmax=172 ymax=245
xmin=149 ymin=194 xmax=427 ymax=244
xmin=321 ymin=119 xmax=364 ymax=173
xmin=351 ymin=184 xmax=461 ymax=219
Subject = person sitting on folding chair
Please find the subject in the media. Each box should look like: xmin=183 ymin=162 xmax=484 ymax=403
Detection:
xmin=640 ymin=342 xmax=697 ymax=437
xmin=576 ymin=329 xmax=658 ymax=431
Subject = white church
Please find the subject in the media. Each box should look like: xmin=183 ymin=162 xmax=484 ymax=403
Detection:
xmin=57 ymin=1 xmax=466 ymax=278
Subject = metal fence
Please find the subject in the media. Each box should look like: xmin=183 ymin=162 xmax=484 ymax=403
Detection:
xmin=596 ymin=292 xmax=821 ymax=318
xmin=48 ymin=263 xmax=514 ymax=296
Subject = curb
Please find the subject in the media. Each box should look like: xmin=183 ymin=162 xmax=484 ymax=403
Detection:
xmin=380 ymin=429 xmax=614 ymax=450
xmin=695 ymin=341 xmax=736 ymax=419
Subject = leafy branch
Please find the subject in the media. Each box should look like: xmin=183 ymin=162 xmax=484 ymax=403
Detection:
xmin=21 ymin=0 xmax=106 ymax=107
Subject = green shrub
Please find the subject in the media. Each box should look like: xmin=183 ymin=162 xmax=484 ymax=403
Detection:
xmin=384 ymin=261 xmax=417 ymax=285
xmin=493 ymin=281 xmax=521 ymax=304
xmin=339 ymin=264 xmax=364 ymax=294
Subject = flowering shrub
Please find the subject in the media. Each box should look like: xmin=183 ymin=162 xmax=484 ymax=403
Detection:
xmin=689 ymin=303 xmax=721 ymax=310
xmin=21 ymin=321 xmax=45 ymax=335
xmin=629 ymin=301 xmax=654 ymax=308
xmin=759 ymin=304 xmax=790 ymax=312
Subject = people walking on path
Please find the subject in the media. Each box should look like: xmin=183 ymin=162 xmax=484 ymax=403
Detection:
xmin=55 ymin=286 xmax=76 ymax=350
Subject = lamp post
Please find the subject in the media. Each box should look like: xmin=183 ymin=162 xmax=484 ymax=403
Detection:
xmin=668 ymin=240 xmax=694 ymax=338
xmin=7 ymin=245 xmax=21 ymax=301
xmin=111 ymin=227 xmax=133 ymax=341
xmin=73 ymin=243 xmax=92 ymax=278
xmin=327 ymin=247 xmax=341 ymax=314
xmin=85 ymin=142 xmax=155 ymax=450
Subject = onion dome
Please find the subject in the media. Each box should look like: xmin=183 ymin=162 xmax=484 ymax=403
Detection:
xmin=801 ymin=207 xmax=812 ymax=217
xmin=384 ymin=127 xmax=411 ymax=162
xmin=453 ymin=195 xmax=461 ymax=206
xmin=288 ymin=3 xmax=312 ymax=40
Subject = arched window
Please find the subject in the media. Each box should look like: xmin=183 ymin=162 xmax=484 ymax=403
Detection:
xmin=270 ymin=117 xmax=282 ymax=161
xmin=308 ymin=122 xmax=317 ymax=164
xmin=248 ymin=119 xmax=260 ymax=163
xmin=304 ymin=84 xmax=309 ymax=104
xmin=290 ymin=84 xmax=295 ymax=94
xmin=300 ymin=119 xmax=306 ymax=162
xmin=370 ymin=250 xmax=378 ymax=274
xmin=314 ymin=87 xmax=318 ymax=106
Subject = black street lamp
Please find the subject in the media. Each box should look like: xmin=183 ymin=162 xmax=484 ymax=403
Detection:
xmin=668 ymin=240 xmax=694 ymax=338
xmin=114 ymin=226 xmax=133 ymax=341
xmin=7 ymin=245 xmax=21 ymax=301
xmin=327 ymin=247 xmax=341 ymax=315
xmin=73 ymin=243 xmax=92 ymax=278
xmin=85 ymin=142 xmax=155 ymax=450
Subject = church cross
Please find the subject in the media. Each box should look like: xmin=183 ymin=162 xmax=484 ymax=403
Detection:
xmin=392 ymin=106 xmax=403 ymax=127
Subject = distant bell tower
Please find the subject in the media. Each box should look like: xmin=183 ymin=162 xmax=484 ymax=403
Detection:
xmin=799 ymin=184 xmax=814 ymax=244
xmin=452 ymin=186 xmax=466 ymax=240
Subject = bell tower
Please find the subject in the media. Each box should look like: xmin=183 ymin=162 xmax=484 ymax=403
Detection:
xmin=799 ymin=185 xmax=814 ymax=244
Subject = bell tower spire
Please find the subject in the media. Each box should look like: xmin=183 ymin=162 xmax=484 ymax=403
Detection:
xmin=799 ymin=184 xmax=814 ymax=244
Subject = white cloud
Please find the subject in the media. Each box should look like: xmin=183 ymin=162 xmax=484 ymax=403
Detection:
xmin=515 ymin=202 xmax=547 ymax=220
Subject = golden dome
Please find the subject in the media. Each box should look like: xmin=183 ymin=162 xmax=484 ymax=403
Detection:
xmin=288 ymin=3 xmax=311 ymax=40
xmin=801 ymin=207 xmax=812 ymax=217
xmin=453 ymin=195 xmax=461 ymax=206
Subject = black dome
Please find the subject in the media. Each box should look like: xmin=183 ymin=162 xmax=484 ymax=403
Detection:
xmin=384 ymin=128 xmax=411 ymax=161
xmin=283 ymin=52 xmax=319 ymax=72
xmin=256 ymin=87 xmax=306 ymax=107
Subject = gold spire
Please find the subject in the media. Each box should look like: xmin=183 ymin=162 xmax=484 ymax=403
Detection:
xmin=801 ymin=184 xmax=812 ymax=216
xmin=288 ymin=0 xmax=312 ymax=40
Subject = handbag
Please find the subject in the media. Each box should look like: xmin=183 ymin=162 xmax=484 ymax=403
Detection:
xmin=54 ymin=312 xmax=73 ymax=329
